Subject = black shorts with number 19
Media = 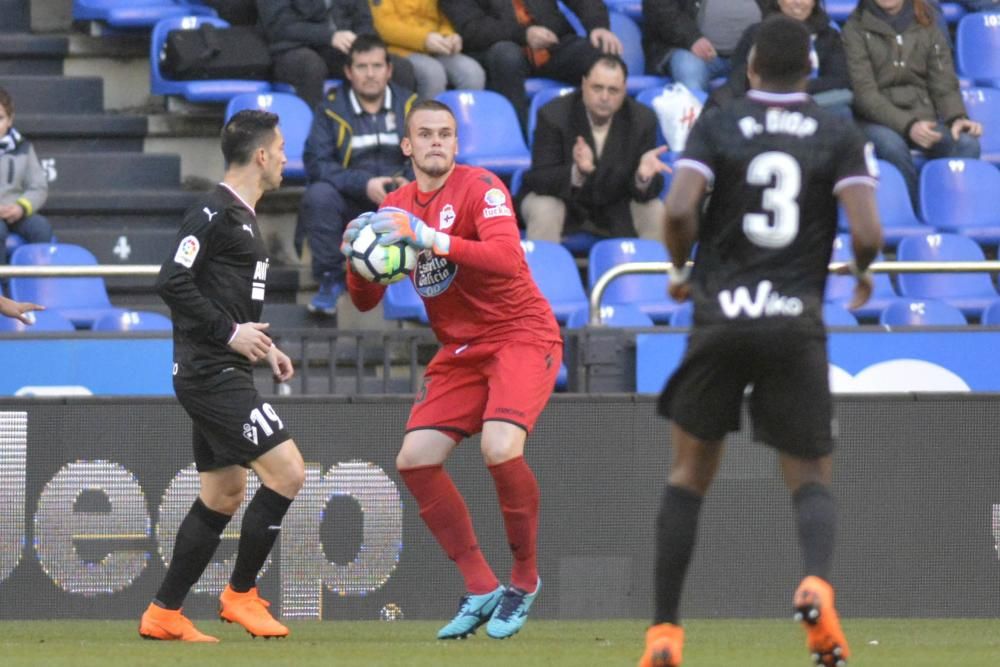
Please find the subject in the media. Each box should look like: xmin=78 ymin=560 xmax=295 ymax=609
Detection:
xmin=174 ymin=369 xmax=291 ymax=472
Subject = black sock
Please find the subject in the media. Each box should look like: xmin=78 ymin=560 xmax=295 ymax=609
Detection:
xmin=653 ymin=484 xmax=704 ymax=625
xmin=229 ymin=486 xmax=293 ymax=592
xmin=155 ymin=498 xmax=232 ymax=609
xmin=793 ymin=482 xmax=836 ymax=581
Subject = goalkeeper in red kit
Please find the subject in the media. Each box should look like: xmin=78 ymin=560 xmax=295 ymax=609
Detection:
xmin=341 ymin=99 xmax=562 ymax=640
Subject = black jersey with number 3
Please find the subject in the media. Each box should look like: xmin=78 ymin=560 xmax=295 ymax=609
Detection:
xmin=156 ymin=184 xmax=270 ymax=378
xmin=678 ymin=90 xmax=878 ymax=329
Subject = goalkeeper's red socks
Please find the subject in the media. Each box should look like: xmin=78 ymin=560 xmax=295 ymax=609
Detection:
xmin=488 ymin=456 xmax=540 ymax=593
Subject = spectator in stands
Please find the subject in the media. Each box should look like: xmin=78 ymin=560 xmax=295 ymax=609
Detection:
xmin=708 ymin=0 xmax=853 ymax=118
xmin=642 ymin=0 xmax=765 ymax=97
xmin=0 ymin=295 xmax=43 ymax=324
xmin=520 ymin=55 xmax=670 ymax=242
xmin=843 ymin=0 xmax=982 ymax=210
xmin=440 ymin=0 xmax=623 ymax=127
xmin=257 ymin=0 xmax=417 ymax=110
xmin=371 ymin=0 xmax=486 ymax=100
xmin=0 ymin=87 xmax=52 ymax=264
xmin=299 ymin=35 xmax=417 ymax=316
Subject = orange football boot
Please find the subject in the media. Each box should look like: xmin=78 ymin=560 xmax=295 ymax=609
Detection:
xmin=638 ymin=622 xmax=684 ymax=667
xmin=219 ymin=585 xmax=289 ymax=638
xmin=139 ymin=603 xmax=219 ymax=642
xmin=794 ymin=576 xmax=850 ymax=666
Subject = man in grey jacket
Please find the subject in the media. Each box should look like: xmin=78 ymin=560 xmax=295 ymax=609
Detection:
xmin=0 ymin=87 xmax=52 ymax=264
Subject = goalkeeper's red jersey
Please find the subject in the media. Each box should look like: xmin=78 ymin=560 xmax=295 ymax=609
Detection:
xmin=347 ymin=164 xmax=561 ymax=346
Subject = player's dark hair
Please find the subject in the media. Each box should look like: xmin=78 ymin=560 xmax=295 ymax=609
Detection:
xmin=0 ymin=86 xmax=13 ymax=117
xmin=403 ymin=99 xmax=456 ymax=136
xmin=752 ymin=15 xmax=812 ymax=88
xmin=349 ymin=34 xmax=390 ymax=66
xmin=585 ymin=54 xmax=628 ymax=81
xmin=220 ymin=109 xmax=279 ymax=167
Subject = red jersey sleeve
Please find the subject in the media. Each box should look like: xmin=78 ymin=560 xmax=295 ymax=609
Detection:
xmin=444 ymin=179 xmax=522 ymax=278
xmin=345 ymin=264 xmax=386 ymax=311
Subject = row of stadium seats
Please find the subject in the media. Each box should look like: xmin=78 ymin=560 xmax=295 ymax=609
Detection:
xmin=377 ymin=235 xmax=1000 ymax=327
xmin=1 ymin=243 xmax=170 ymax=331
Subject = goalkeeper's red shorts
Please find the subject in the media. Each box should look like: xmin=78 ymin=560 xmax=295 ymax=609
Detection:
xmin=406 ymin=339 xmax=562 ymax=441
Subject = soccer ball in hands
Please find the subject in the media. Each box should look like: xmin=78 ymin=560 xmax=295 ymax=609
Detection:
xmin=349 ymin=223 xmax=417 ymax=285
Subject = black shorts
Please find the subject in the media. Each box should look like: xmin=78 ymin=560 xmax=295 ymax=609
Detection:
xmin=658 ymin=323 xmax=834 ymax=459
xmin=174 ymin=369 xmax=291 ymax=472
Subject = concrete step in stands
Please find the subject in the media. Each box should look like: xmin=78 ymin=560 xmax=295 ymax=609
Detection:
xmin=19 ymin=113 xmax=148 ymax=153
xmin=0 ymin=33 xmax=67 ymax=74
xmin=0 ymin=74 xmax=104 ymax=113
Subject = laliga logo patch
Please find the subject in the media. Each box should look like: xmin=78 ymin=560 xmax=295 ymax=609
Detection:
xmin=243 ymin=423 xmax=259 ymax=445
xmin=440 ymin=203 xmax=456 ymax=229
xmin=482 ymin=187 xmax=512 ymax=219
xmin=173 ymin=235 xmax=200 ymax=268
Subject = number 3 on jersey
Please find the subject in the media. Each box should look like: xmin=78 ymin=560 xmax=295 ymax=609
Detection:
xmin=743 ymin=151 xmax=801 ymax=249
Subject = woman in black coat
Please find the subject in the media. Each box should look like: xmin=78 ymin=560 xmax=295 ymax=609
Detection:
xmin=707 ymin=0 xmax=853 ymax=117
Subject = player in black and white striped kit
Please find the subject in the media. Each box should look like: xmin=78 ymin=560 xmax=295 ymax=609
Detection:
xmin=140 ymin=110 xmax=305 ymax=643
xmin=640 ymin=16 xmax=883 ymax=667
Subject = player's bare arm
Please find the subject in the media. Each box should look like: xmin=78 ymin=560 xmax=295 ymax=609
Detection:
xmin=836 ymin=182 xmax=882 ymax=310
xmin=663 ymin=166 xmax=708 ymax=302
xmin=266 ymin=344 xmax=295 ymax=382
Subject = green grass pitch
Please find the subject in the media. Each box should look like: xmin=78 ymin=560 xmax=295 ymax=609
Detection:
xmin=1 ymin=618 xmax=998 ymax=666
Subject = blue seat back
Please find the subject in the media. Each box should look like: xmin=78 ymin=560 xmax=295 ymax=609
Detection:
xmin=609 ymin=11 xmax=644 ymax=76
xmin=588 ymin=238 xmax=668 ymax=305
xmin=434 ymin=90 xmax=530 ymax=175
xmin=92 ymin=310 xmax=173 ymax=331
xmin=920 ymin=158 xmax=1000 ymax=230
xmin=526 ymin=85 xmax=575 ymax=148
xmin=981 ymin=299 xmax=1000 ymax=325
xmin=566 ymin=303 xmax=654 ymax=328
xmin=556 ymin=0 xmax=586 ymax=35
xmin=896 ymin=233 xmax=997 ymax=298
xmin=822 ymin=302 xmax=859 ymax=326
xmin=875 ymin=159 xmax=924 ymax=228
xmin=879 ymin=299 xmax=968 ymax=326
xmin=521 ymin=240 xmax=587 ymax=323
xmin=668 ymin=301 xmax=693 ymax=327
xmin=225 ymin=92 xmax=312 ymax=179
xmin=956 ymin=12 xmax=1000 ymax=82
xmin=0 ymin=309 xmax=76 ymax=332
xmin=383 ymin=279 xmax=428 ymax=322
xmin=8 ymin=243 xmax=113 ymax=308
xmin=962 ymin=87 xmax=1000 ymax=159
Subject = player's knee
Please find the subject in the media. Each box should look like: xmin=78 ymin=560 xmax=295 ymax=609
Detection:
xmin=480 ymin=438 xmax=520 ymax=466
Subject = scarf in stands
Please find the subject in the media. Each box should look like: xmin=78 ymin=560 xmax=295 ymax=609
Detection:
xmin=864 ymin=0 xmax=916 ymax=34
xmin=0 ymin=127 xmax=23 ymax=157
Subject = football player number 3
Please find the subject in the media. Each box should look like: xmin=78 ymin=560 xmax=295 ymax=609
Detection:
xmin=250 ymin=403 xmax=283 ymax=436
xmin=743 ymin=151 xmax=801 ymax=249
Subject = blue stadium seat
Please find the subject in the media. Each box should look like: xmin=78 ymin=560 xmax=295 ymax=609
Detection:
xmin=961 ymin=87 xmax=1000 ymax=165
xmin=956 ymin=12 xmax=1000 ymax=88
xmin=566 ymin=302 xmax=654 ymax=328
xmin=435 ymin=90 xmax=531 ymax=175
xmin=587 ymin=238 xmax=680 ymax=321
xmin=668 ymin=301 xmax=692 ymax=327
xmin=896 ymin=233 xmax=999 ymax=317
xmin=825 ymin=233 xmax=897 ymax=319
xmin=272 ymin=79 xmax=343 ymax=99
xmin=8 ymin=243 xmax=126 ymax=329
xmin=150 ymin=16 xmax=271 ymax=103
xmin=839 ymin=159 xmax=930 ymax=245
xmin=609 ymin=11 xmax=670 ymax=94
xmin=919 ymin=158 xmax=1000 ymax=246
xmin=521 ymin=240 xmax=588 ymax=323
xmin=981 ymin=299 xmax=1000 ymax=325
xmin=825 ymin=1 xmax=855 ymax=22
xmin=383 ymin=279 xmax=428 ymax=323
xmin=879 ymin=298 xmax=968 ymax=327
xmin=823 ymin=302 xmax=859 ymax=326
xmin=92 ymin=310 xmax=173 ymax=331
xmin=225 ymin=92 xmax=311 ymax=180
xmin=0 ymin=308 xmax=76 ymax=332
xmin=526 ymin=85 xmax=575 ymax=148
xmin=74 ymin=0 xmax=216 ymax=30
xmin=5 ymin=232 xmax=26 ymax=259
xmin=940 ymin=3 xmax=967 ymax=24
xmin=561 ymin=231 xmax=603 ymax=257
xmin=604 ymin=0 xmax=642 ymax=22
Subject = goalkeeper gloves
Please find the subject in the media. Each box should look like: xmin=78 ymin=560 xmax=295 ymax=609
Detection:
xmin=370 ymin=207 xmax=451 ymax=255
xmin=340 ymin=211 xmax=374 ymax=259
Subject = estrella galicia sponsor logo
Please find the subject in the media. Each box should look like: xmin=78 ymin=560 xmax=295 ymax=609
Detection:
xmin=414 ymin=250 xmax=457 ymax=297
xmin=482 ymin=187 xmax=512 ymax=219
xmin=718 ymin=280 xmax=803 ymax=319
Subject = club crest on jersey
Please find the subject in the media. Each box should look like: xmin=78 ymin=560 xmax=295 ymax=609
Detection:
xmin=440 ymin=204 xmax=456 ymax=229
xmin=414 ymin=249 xmax=457 ymax=297
xmin=482 ymin=187 xmax=511 ymax=219
xmin=174 ymin=235 xmax=200 ymax=268
xmin=242 ymin=423 xmax=258 ymax=445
